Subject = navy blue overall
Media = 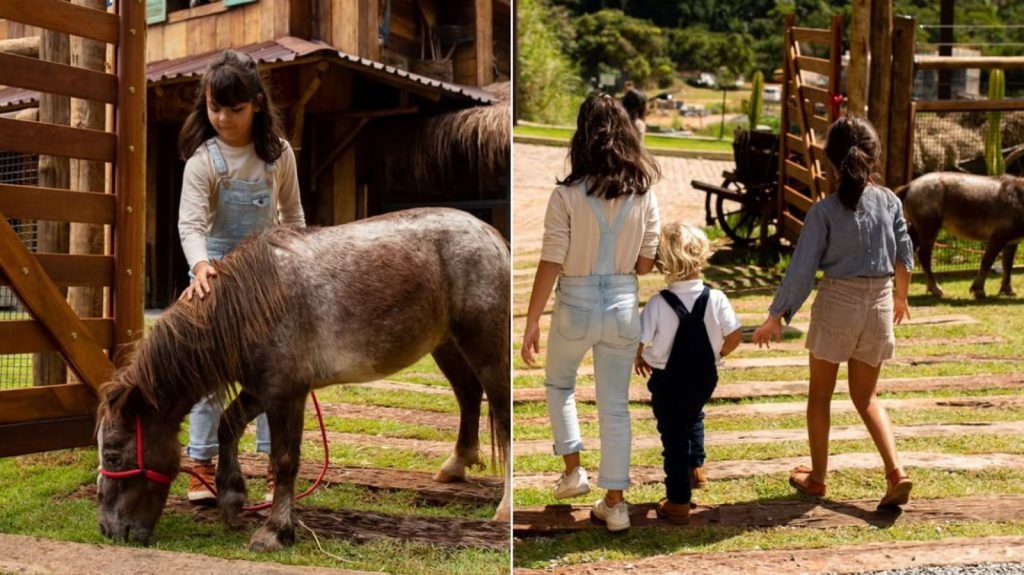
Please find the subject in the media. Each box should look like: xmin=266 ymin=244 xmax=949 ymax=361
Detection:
xmin=646 ymin=286 xmax=718 ymax=504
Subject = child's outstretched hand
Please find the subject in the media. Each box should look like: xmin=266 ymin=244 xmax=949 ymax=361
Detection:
xmin=893 ymin=294 xmax=911 ymax=325
xmin=521 ymin=321 xmax=541 ymax=367
xmin=634 ymin=354 xmax=652 ymax=377
xmin=179 ymin=260 xmax=218 ymax=302
xmin=752 ymin=315 xmax=782 ymax=348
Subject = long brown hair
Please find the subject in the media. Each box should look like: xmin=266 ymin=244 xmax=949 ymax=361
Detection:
xmin=558 ymin=93 xmax=661 ymax=199
xmin=177 ymin=50 xmax=286 ymax=163
xmin=824 ymin=116 xmax=881 ymax=211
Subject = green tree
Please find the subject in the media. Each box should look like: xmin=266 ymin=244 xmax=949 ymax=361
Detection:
xmin=518 ymin=0 xmax=585 ymax=124
xmin=573 ymin=9 xmax=668 ymax=87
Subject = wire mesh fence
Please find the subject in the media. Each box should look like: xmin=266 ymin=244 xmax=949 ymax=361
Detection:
xmin=911 ymin=108 xmax=1024 ymax=275
xmin=0 ymin=150 xmax=39 ymax=390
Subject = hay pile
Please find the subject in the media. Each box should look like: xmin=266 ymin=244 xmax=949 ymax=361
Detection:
xmin=913 ymin=115 xmax=984 ymax=174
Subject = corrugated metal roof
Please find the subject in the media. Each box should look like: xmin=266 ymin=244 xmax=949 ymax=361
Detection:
xmin=0 ymin=36 xmax=495 ymax=110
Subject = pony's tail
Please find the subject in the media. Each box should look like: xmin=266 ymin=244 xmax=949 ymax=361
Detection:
xmin=895 ymin=183 xmax=909 ymax=201
xmin=487 ymin=388 xmax=510 ymax=474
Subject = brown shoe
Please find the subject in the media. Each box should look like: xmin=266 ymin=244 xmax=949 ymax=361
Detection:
xmin=264 ymin=462 xmax=275 ymax=503
xmin=878 ymin=468 xmax=912 ymax=510
xmin=656 ymin=498 xmax=690 ymax=524
xmin=187 ymin=460 xmax=217 ymax=505
xmin=789 ymin=465 xmax=826 ymax=497
xmin=690 ymin=467 xmax=708 ymax=489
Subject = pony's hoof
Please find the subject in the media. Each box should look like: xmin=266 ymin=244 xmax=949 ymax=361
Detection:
xmin=248 ymin=525 xmax=294 ymax=552
xmin=1000 ymin=287 xmax=1017 ymax=297
xmin=927 ymin=285 xmax=944 ymax=298
xmin=493 ymin=504 xmax=511 ymax=523
xmin=218 ymin=490 xmax=246 ymax=528
xmin=971 ymin=288 xmax=987 ymax=300
xmin=433 ymin=468 xmax=466 ymax=483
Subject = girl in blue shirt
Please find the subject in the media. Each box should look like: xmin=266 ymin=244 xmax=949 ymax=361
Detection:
xmin=752 ymin=116 xmax=914 ymax=510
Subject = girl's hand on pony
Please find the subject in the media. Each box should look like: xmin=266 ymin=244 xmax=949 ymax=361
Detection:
xmin=521 ymin=321 xmax=541 ymax=367
xmin=180 ymin=261 xmax=218 ymax=302
xmin=752 ymin=315 xmax=783 ymax=348
xmin=893 ymin=294 xmax=911 ymax=325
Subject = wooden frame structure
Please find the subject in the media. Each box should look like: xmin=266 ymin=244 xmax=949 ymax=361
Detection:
xmin=0 ymin=0 xmax=146 ymax=457
xmin=778 ymin=14 xmax=844 ymax=243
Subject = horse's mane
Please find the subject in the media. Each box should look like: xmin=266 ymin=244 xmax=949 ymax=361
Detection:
xmin=99 ymin=228 xmax=300 ymax=422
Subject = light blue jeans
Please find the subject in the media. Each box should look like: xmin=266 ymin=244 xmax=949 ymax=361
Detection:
xmin=545 ymin=274 xmax=639 ymax=490
xmin=188 ymin=396 xmax=271 ymax=460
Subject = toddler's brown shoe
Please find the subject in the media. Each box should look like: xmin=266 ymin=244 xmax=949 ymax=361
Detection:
xmin=656 ymin=498 xmax=690 ymax=524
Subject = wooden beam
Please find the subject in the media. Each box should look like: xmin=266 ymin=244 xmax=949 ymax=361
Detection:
xmin=0 ymin=36 xmax=39 ymax=58
xmin=0 ymin=416 xmax=96 ymax=457
xmin=915 ymin=100 xmax=1024 ymax=112
xmin=112 ymin=0 xmax=147 ymax=362
xmin=914 ymin=56 xmax=1024 ymax=71
xmin=847 ymin=0 xmax=869 ymax=116
xmin=0 ymin=384 xmax=96 ymax=424
xmin=0 ymin=117 xmax=116 ymax=163
xmin=868 ymin=0 xmax=892 ymax=175
xmin=0 ymin=0 xmax=119 ymax=45
xmin=792 ymin=27 xmax=833 ymax=45
xmin=0 ymin=213 xmax=115 ymax=392
xmin=938 ymin=0 xmax=953 ymax=99
xmin=0 ymin=52 xmax=118 ymax=104
xmin=0 ymin=319 xmax=114 ymax=355
xmin=887 ymin=16 xmax=916 ymax=188
xmin=0 ymin=184 xmax=114 ymax=225
xmin=475 ymin=0 xmax=493 ymax=86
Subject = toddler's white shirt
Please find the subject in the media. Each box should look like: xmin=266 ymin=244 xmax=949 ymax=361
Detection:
xmin=639 ymin=279 xmax=742 ymax=369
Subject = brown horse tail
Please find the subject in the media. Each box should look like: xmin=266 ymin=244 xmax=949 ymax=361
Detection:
xmin=488 ymin=389 xmax=510 ymax=473
xmin=894 ymin=183 xmax=909 ymax=201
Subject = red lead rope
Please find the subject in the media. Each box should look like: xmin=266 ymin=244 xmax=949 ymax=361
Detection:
xmin=101 ymin=392 xmax=330 ymax=513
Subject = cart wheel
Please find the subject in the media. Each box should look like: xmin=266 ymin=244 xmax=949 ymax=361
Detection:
xmin=705 ymin=177 xmax=742 ymax=227
xmin=715 ymin=187 xmax=776 ymax=247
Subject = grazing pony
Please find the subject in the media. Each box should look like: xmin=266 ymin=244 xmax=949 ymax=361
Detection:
xmin=97 ymin=208 xmax=510 ymax=550
xmin=899 ymin=172 xmax=1024 ymax=299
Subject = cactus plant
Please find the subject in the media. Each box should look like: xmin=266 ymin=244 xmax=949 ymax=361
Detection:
xmin=986 ymin=69 xmax=1005 ymax=175
xmin=749 ymin=70 xmax=764 ymax=130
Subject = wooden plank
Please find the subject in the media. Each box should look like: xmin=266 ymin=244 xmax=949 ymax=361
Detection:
xmin=915 ymin=99 xmax=1024 ymax=113
xmin=0 ymin=184 xmax=114 ymax=225
xmin=0 ymin=0 xmax=118 ymax=45
xmin=146 ymin=24 xmax=163 ymax=62
xmin=797 ymin=55 xmax=831 ymax=77
xmin=846 ymin=0 xmax=869 ymax=115
xmin=0 ymin=52 xmax=118 ymax=104
xmin=0 ymin=117 xmax=115 ymax=163
xmin=914 ymin=55 xmax=1024 ymax=70
xmin=475 ymin=0 xmax=493 ymax=86
xmin=243 ymin=2 xmax=260 ymax=46
xmin=868 ymin=3 xmax=891 ymax=175
xmin=275 ymin=0 xmax=290 ymax=38
xmin=113 ymin=0 xmax=147 ymax=363
xmin=0 ymin=383 xmax=96 ymax=424
xmin=782 ymin=211 xmax=803 ymax=242
xmin=792 ymin=27 xmax=832 ymax=46
xmin=783 ymin=185 xmax=814 ymax=214
xmin=0 ymin=318 xmax=114 ymax=354
xmin=810 ymin=143 xmax=827 ymax=164
xmin=0 ymin=416 xmax=95 ymax=457
xmin=162 ymin=22 xmax=186 ymax=60
xmin=0 ymin=227 xmax=114 ymax=393
xmin=785 ymin=159 xmax=812 ymax=186
xmin=260 ymin=0 xmax=275 ymax=46
xmin=785 ymin=133 xmax=806 ymax=154
xmin=802 ymin=84 xmax=830 ymax=106
xmin=0 ymin=254 xmax=114 ymax=287
xmin=777 ymin=14 xmax=794 ymax=230
xmin=809 ymin=114 xmax=831 ymax=135
xmin=887 ymin=15 xmax=917 ymax=188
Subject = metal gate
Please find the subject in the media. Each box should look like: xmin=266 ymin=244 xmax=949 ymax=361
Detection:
xmin=0 ymin=0 xmax=145 ymax=456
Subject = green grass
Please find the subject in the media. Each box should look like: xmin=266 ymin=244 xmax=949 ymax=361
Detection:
xmin=514 ymin=125 xmax=733 ymax=153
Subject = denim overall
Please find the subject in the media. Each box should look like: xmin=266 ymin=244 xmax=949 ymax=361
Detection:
xmin=647 ymin=287 xmax=718 ymax=504
xmin=187 ymin=138 xmax=276 ymax=460
xmin=545 ymin=186 xmax=640 ymax=490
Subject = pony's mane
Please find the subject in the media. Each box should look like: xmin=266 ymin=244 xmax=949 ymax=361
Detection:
xmin=99 ymin=228 xmax=300 ymax=422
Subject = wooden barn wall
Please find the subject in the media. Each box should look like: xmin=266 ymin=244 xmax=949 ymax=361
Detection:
xmin=493 ymin=0 xmax=509 ymax=81
xmin=0 ymin=20 xmax=41 ymax=41
xmin=146 ymin=1 xmax=299 ymax=62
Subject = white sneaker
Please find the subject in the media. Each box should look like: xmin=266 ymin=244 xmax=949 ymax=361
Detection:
xmin=592 ymin=498 xmax=630 ymax=532
xmin=552 ymin=466 xmax=591 ymax=500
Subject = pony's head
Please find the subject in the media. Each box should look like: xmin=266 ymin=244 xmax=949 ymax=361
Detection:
xmin=96 ymin=371 xmax=181 ymax=544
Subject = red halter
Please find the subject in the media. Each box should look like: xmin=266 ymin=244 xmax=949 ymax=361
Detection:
xmin=98 ymin=415 xmax=177 ymax=485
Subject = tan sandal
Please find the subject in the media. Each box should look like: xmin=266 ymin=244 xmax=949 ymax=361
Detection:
xmin=789 ymin=465 xmax=827 ymax=497
xmin=878 ymin=468 xmax=912 ymax=510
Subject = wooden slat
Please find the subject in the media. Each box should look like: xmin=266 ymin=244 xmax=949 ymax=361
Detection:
xmin=792 ymin=27 xmax=833 ymax=46
xmin=810 ymin=114 xmax=831 ymax=135
xmin=0 ymin=117 xmax=116 ymax=163
xmin=783 ymin=185 xmax=814 ymax=214
xmin=0 ymin=52 xmax=118 ymax=104
xmin=914 ymin=56 xmax=1024 ymax=71
xmin=0 ymin=384 xmax=96 ymax=424
xmin=0 ymin=0 xmax=118 ymax=45
xmin=0 ymin=416 xmax=95 ymax=457
xmin=815 ymin=175 xmax=829 ymax=195
xmin=797 ymin=55 xmax=832 ymax=77
xmin=786 ymin=133 xmax=806 ymax=154
xmin=915 ymin=99 xmax=1024 ymax=113
xmin=0 ymin=318 xmax=114 ymax=354
xmin=0 ymin=183 xmax=114 ymax=225
xmin=782 ymin=211 xmax=804 ymax=243
xmin=810 ymin=143 xmax=827 ymax=164
xmin=0 ymin=212 xmax=115 ymax=392
xmin=803 ymin=84 xmax=830 ymax=105
xmin=0 ymin=254 xmax=115 ymax=288
xmin=785 ymin=159 xmax=813 ymax=186
xmin=113 ymin=0 xmax=148 ymax=361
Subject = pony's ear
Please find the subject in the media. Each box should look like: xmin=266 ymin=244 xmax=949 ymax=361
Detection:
xmin=98 ymin=379 xmax=143 ymax=424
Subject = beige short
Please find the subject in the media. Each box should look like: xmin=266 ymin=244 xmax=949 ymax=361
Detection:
xmin=805 ymin=276 xmax=896 ymax=367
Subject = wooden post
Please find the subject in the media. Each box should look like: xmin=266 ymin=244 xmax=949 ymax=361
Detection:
xmin=867 ymin=0 xmax=892 ymax=177
xmin=938 ymin=0 xmax=953 ymax=100
xmin=778 ymin=14 xmax=794 ymax=233
xmin=475 ymin=0 xmax=493 ymax=86
xmin=358 ymin=0 xmax=379 ymax=61
xmin=69 ymin=0 xmax=107 ymax=337
xmin=887 ymin=16 xmax=916 ymax=188
xmin=34 ymin=17 xmax=71 ymax=387
xmin=112 ymin=0 xmax=147 ymax=365
xmin=847 ymin=0 xmax=870 ymax=116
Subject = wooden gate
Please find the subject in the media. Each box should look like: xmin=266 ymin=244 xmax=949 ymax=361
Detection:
xmin=0 ymin=0 xmax=145 ymax=456
xmin=778 ymin=14 xmax=844 ymax=242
